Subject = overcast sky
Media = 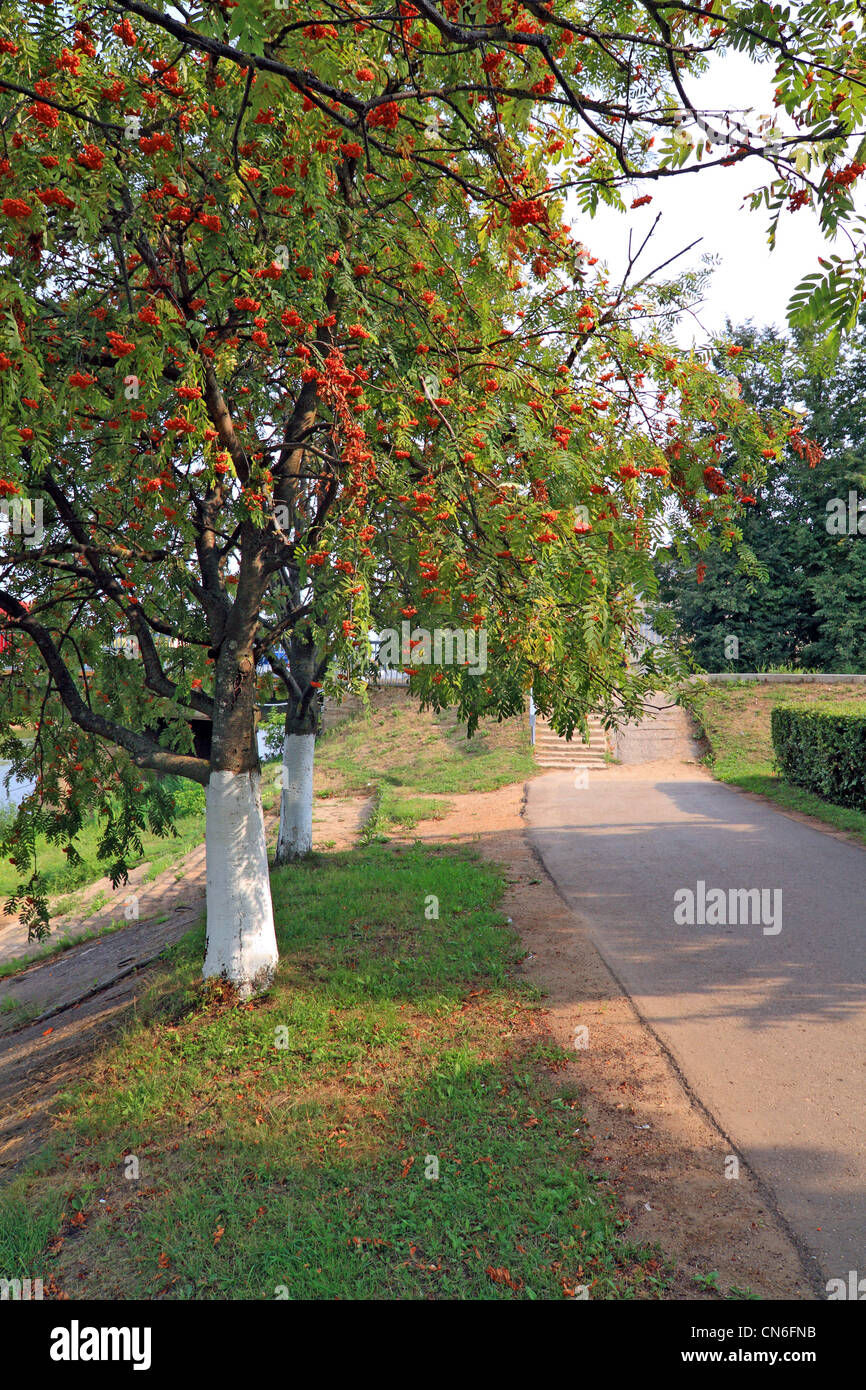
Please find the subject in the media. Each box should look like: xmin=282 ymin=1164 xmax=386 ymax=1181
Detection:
xmin=581 ymin=50 xmax=860 ymax=347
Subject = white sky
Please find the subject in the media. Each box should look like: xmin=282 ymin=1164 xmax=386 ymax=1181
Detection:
xmin=581 ymin=51 xmax=860 ymax=346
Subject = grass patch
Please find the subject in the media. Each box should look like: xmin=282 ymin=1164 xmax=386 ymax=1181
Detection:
xmin=0 ymin=843 xmax=666 ymax=1301
xmin=379 ymin=788 xmax=450 ymax=829
xmin=685 ymin=680 xmax=866 ymax=844
xmin=0 ymin=996 xmax=40 ymax=1028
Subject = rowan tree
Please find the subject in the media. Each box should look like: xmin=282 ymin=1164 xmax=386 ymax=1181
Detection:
xmin=1 ymin=0 xmax=863 ymax=992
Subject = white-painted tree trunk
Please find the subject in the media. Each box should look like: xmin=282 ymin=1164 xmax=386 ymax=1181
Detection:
xmin=203 ymin=769 xmax=278 ymax=997
xmin=275 ymin=732 xmax=315 ymax=863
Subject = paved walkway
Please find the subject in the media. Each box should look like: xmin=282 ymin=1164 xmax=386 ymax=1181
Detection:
xmin=526 ymin=763 xmax=866 ymax=1289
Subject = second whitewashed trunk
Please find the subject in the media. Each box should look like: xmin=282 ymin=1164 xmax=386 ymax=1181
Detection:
xmin=203 ymin=768 xmax=278 ymax=997
xmin=275 ymin=731 xmax=315 ymax=863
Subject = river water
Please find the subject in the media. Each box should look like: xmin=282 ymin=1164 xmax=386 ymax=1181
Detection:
xmin=0 ymin=761 xmax=35 ymax=811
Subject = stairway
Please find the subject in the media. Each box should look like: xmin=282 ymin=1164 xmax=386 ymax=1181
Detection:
xmin=533 ymin=714 xmax=612 ymax=769
xmin=612 ymin=693 xmax=702 ymax=764
xmin=532 ymin=694 xmax=702 ymax=769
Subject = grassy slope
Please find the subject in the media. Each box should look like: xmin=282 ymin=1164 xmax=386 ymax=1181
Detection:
xmin=0 ymin=799 xmax=206 ymax=909
xmin=292 ymin=702 xmax=537 ymax=830
xmin=0 ymin=795 xmax=209 ymax=978
xmin=0 ymin=842 xmax=665 ymax=1300
xmin=685 ymin=681 xmax=866 ymax=844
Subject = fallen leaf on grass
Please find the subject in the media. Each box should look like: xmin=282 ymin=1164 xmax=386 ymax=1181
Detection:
xmin=486 ymin=1265 xmax=524 ymax=1292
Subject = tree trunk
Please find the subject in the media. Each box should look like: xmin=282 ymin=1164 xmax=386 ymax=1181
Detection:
xmin=203 ymin=553 xmax=278 ymax=995
xmin=275 ymin=731 xmax=315 ymax=861
xmin=203 ymin=768 xmax=278 ymax=997
xmin=273 ymin=629 xmax=321 ymax=866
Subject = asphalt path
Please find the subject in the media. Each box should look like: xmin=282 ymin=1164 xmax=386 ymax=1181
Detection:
xmin=525 ymin=766 xmax=866 ymax=1291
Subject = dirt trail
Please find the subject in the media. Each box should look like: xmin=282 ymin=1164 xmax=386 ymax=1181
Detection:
xmin=0 ymin=795 xmax=368 ymax=1178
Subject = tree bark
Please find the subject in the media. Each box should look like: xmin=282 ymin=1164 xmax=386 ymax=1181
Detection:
xmin=273 ymin=629 xmax=321 ymax=865
xmin=203 ymin=767 xmax=278 ymax=996
xmin=202 ymin=539 xmax=279 ymax=993
xmin=275 ymin=731 xmax=315 ymax=861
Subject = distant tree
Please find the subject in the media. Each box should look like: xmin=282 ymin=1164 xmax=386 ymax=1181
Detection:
xmin=654 ymin=321 xmax=866 ymax=671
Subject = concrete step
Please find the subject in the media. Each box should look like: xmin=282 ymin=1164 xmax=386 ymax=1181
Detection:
xmin=535 ymin=743 xmax=608 ymax=754
xmin=536 ymin=766 xmax=607 ymax=773
xmin=535 ymin=734 xmax=608 ymax=746
xmin=536 ymin=751 xmax=608 ymax=760
xmin=535 ymin=725 xmax=607 ymax=736
xmin=536 ymin=760 xmax=608 ymax=769
xmin=533 ymin=712 xmax=611 ymax=771
xmin=534 ymin=737 xmax=608 ymax=749
xmin=535 ymin=750 xmax=607 ymax=760
xmin=535 ymin=746 xmax=609 ymax=760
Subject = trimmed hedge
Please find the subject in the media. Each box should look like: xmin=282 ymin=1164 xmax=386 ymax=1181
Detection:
xmin=771 ymin=704 xmax=866 ymax=808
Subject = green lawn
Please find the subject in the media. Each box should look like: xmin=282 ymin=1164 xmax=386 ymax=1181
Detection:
xmin=684 ymin=680 xmax=866 ymax=844
xmin=0 ymin=843 xmax=666 ymax=1300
